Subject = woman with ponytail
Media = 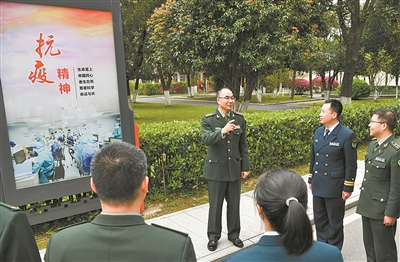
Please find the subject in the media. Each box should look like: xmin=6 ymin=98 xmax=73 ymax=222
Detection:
xmin=223 ymin=168 xmax=343 ymax=261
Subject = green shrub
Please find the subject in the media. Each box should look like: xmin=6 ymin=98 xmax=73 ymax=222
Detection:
xmin=136 ymin=81 xmax=189 ymax=95
xmin=137 ymin=82 xmax=162 ymax=95
xmin=338 ymin=78 xmax=371 ymax=100
xmin=20 ymin=100 xmax=400 ymax=213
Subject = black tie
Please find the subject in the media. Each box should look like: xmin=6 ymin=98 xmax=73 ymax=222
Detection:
xmin=373 ymin=141 xmax=379 ymax=152
xmin=324 ymin=129 xmax=330 ymax=139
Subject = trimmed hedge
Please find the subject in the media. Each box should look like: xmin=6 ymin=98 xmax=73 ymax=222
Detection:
xmin=139 ymin=100 xmax=400 ymax=197
xmin=133 ymin=81 xmax=189 ymax=96
xmin=19 ymin=100 xmax=400 ymax=212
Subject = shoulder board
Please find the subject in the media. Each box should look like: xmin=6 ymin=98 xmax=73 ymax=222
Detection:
xmin=54 ymin=221 xmax=89 ymax=232
xmin=0 ymin=202 xmax=20 ymax=211
xmin=233 ymin=112 xmax=243 ymax=116
xmin=204 ymin=113 xmax=215 ymax=118
xmin=390 ymin=140 xmax=400 ymax=151
xmin=151 ymin=223 xmax=189 ymax=237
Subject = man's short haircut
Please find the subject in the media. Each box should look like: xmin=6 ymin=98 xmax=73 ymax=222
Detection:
xmin=216 ymin=87 xmax=233 ymax=98
xmin=372 ymin=108 xmax=398 ymax=132
xmin=324 ymin=99 xmax=343 ymax=118
xmin=90 ymin=141 xmax=147 ymax=205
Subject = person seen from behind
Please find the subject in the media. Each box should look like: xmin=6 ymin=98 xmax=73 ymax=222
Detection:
xmin=45 ymin=141 xmax=196 ymax=261
xmin=223 ymin=168 xmax=343 ymax=262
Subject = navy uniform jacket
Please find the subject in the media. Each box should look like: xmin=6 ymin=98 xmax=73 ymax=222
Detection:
xmin=222 ymin=235 xmax=343 ymax=262
xmin=0 ymin=202 xmax=41 ymax=262
xmin=356 ymin=135 xmax=400 ymax=219
xmin=201 ymin=109 xmax=249 ymax=182
xmin=308 ymin=123 xmax=358 ymax=198
xmin=45 ymin=214 xmax=196 ymax=262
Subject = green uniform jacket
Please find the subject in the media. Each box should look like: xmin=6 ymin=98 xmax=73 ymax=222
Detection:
xmin=45 ymin=214 xmax=197 ymax=262
xmin=0 ymin=202 xmax=41 ymax=262
xmin=356 ymin=135 xmax=400 ymax=219
xmin=201 ymin=109 xmax=250 ymax=182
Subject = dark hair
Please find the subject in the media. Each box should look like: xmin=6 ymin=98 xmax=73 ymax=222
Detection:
xmin=216 ymin=87 xmax=233 ymax=98
xmin=372 ymin=108 xmax=397 ymax=132
xmin=324 ymin=99 xmax=342 ymax=118
xmin=254 ymin=168 xmax=313 ymax=256
xmin=90 ymin=141 xmax=147 ymax=205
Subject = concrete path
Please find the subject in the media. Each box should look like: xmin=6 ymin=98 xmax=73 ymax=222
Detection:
xmin=145 ymin=160 xmax=365 ymax=261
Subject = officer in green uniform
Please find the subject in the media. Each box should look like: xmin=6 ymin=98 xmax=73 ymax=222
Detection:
xmin=0 ymin=202 xmax=41 ymax=261
xmin=45 ymin=141 xmax=196 ymax=262
xmin=356 ymin=108 xmax=400 ymax=262
xmin=201 ymin=88 xmax=250 ymax=251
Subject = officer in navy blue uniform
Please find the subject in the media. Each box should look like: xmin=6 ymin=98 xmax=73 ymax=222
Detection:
xmin=308 ymin=99 xmax=358 ymax=250
xmin=201 ymin=88 xmax=250 ymax=252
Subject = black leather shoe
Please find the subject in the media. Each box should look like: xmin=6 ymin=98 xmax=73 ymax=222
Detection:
xmin=231 ymin=237 xmax=244 ymax=248
xmin=207 ymin=240 xmax=217 ymax=251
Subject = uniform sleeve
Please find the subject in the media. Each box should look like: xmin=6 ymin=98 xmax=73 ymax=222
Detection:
xmin=385 ymin=150 xmax=400 ymax=218
xmin=0 ymin=211 xmax=41 ymax=262
xmin=201 ymin=116 xmax=224 ymax=146
xmin=181 ymin=236 xmax=197 ymax=262
xmin=238 ymin=118 xmax=250 ymax=171
xmin=343 ymin=132 xmax=358 ymax=192
xmin=308 ymin=136 xmax=316 ymax=184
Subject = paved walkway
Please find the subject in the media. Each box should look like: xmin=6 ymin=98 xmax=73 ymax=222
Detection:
xmin=144 ymin=161 xmax=365 ymax=261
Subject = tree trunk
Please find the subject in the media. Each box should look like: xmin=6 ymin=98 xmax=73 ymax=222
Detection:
xmin=256 ymin=89 xmax=262 ymax=102
xmin=309 ymin=71 xmax=313 ymax=98
xmin=340 ymin=47 xmax=359 ymax=102
xmin=164 ymin=90 xmax=171 ymax=106
xmin=238 ymin=73 xmax=257 ymax=112
xmin=239 ymin=100 xmax=250 ymax=113
xmin=290 ymin=70 xmax=296 ymax=99
xmin=336 ymin=0 xmax=376 ymax=104
xmin=130 ymin=76 xmax=140 ymax=103
xmin=187 ymin=74 xmax=193 ymax=98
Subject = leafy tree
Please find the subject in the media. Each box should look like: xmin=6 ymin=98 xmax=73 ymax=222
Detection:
xmin=146 ymin=1 xmax=177 ymax=106
xmin=121 ymin=0 xmax=165 ymax=102
xmin=364 ymin=51 xmax=393 ymax=99
xmin=358 ymin=0 xmax=400 ymax=99
xmin=336 ymin=0 xmax=376 ymax=104
xmin=147 ymin=0 xmax=332 ymax=111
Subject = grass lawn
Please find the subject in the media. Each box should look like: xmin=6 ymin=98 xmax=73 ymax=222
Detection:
xmin=133 ymin=103 xmax=216 ymax=125
xmin=132 ymin=93 xmax=315 ymax=125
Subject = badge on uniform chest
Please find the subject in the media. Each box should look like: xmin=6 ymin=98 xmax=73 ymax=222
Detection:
xmin=375 ymin=157 xmax=386 ymax=163
xmin=329 ymin=142 xmax=340 ymax=147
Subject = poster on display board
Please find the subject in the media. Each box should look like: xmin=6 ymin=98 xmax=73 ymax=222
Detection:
xmin=0 ymin=0 xmax=134 ymax=213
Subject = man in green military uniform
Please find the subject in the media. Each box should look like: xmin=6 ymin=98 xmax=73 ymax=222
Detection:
xmin=356 ymin=108 xmax=400 ymax=262
xmin=0 ymin=201 xmax=41 ymax=261
xmin=45 ymin=141 xmax=196 ymax=261
xmin=201 ymin=88 xmax=250 ymax=251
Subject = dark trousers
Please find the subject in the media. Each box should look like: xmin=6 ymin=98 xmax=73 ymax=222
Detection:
xmin=207 ymin=179 xmax=241 ymax=241
xmin=362 ymin=216 xmax=398 ymax=262
xmin=313 ymin=196 xmax=345 ymax=250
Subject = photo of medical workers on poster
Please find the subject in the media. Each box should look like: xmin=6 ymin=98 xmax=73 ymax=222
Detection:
xmin=1 ymin=2 xmax=123 ymax=189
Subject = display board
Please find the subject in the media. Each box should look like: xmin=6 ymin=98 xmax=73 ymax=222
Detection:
xmin=0 ymin=0 xmax=134 ymax=224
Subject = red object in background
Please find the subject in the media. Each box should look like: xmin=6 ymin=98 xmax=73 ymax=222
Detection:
xmin=134 ymin=123 xmax=145 ymax=213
